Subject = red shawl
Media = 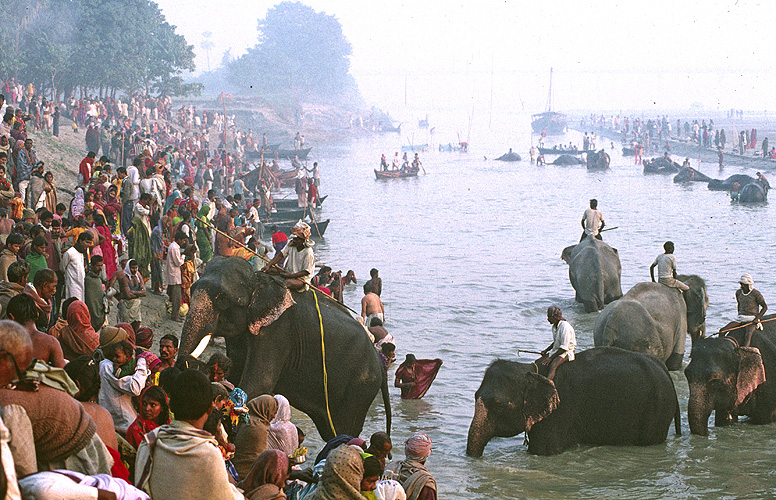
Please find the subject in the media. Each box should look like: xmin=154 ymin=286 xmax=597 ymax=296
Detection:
xmin=396 ymin=359 xmax=443 ymax=399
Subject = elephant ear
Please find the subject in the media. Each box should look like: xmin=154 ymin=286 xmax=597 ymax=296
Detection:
xmin=522 ymin=372 xmax=560 ymax=432
xmin=247 ymin=273 xmax=296 ymax=336
xmin=736 ymin=346 xmax=766 ymax=406
xmin=561 ymin=245 xmax=575 ymax=264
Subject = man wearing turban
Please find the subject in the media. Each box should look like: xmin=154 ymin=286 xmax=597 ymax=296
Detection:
xmin=262 ymin=220 xmax=315 ymax=291
xmin=723 ymin=274 xmax=768 ymax=347
xmin=383 ymin=433 xmax=437 ymax=500
xmin=539 ymin=305 xmax=576 ymax=380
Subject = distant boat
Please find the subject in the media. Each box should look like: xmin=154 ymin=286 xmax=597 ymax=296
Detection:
xmin=531 ymin=68 xmax=567 ymax=136
xmin=265 ymin=147 xmax=312 ymax=160
xmin=538 ymin=146 xmax=592 ymax=155
xmin=270 ymin=218 xmax=330 ymax=238
xmin=401 ymin=144 xmax=428 ymax=152
xmin=418 ymin=114 xmax=429 ymax=128
xmin=374 ymin=167 xmax=420 ymax=179
xmin=378 ymin=122 xmax=401 ymax=133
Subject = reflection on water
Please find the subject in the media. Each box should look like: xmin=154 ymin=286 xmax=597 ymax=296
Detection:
xmin=284 ymin=112 xmax=776 ymax=498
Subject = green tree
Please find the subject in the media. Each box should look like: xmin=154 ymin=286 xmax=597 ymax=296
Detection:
xmin=228 ymin=1 xmax=356 ymax=103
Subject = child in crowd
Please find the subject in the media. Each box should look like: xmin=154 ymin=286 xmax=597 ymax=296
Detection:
xmin=207 ymin=352 xmax=234 ymax=390
xmin=361 ymin=455 xmax=385 ymax=500
xmin=24 ymin=234 xmax=47 ymax=281
xmin=9 ymin=192 xmax=23 ymax=219
xmin=99 ymin=339 xmax=150 ymax=434
xmin=125 ymin=385 xmax=171 ymax=449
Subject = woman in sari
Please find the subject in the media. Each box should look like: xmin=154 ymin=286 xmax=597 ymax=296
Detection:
xmin=54 ymin=300 xmax=99 ymax=361
xmin=195 ymin=204 xmax=213 ymax=263
xmin=70 ymin=187 xmax=85 ymax=219
xmin=94 ymin=212 xmax=118 ymax=279
xmin=43 ymin=171 xmax=57 ymax=214
xmin=103 ymin=185 xmax=121 ymax=230
xmin=240 ymin=450 xmax=289 ymax=500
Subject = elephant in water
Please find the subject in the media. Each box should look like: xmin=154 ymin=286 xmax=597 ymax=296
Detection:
xmin=738 ymin=182 xmax=768 ymax=203
xmin=643 ymin=157 xmax=680 ymax=175
xmin=561 ymin=237 xmax=623 ymax=313
xmin=466 ymin=347 xmax=680 ymax=456
xmin=673 ymin=166 xmax=713 ymax=183
xmin=586 ymin=150 xmax=610 ymax=171
xmin=684 ymin=321 xmax=776 ymax=436
xmin=708 ymin=174 xmax=754 ymax=191
xmin=551 ymin=154 xmax=584 ymax=166
xmin=179 ymin=257 xmax=390 ymax=441
xmin=593 ymin=275 xmax=708 ymax=370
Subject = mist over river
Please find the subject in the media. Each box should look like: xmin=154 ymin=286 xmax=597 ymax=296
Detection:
xmin=284 ymin=110 xmax=776 ymax=499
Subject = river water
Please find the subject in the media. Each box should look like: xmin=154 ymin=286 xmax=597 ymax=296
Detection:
xmin=282 ymin=111 xmax=776 ymax=499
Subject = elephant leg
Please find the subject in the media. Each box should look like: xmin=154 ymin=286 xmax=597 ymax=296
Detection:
xmin=665 ymin=352 xmax=683 ymax=371
xmin=225 ymin=334 xmax=249 ymax=387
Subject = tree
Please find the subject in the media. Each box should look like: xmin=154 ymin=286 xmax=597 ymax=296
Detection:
xmin=201 ymin=31 xmax=214 ymax=72
xmin=227 ymin=1 xmax=356 ymax=103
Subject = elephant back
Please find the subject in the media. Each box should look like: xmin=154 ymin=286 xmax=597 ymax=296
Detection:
xmin=739 ymin=183 xmax=766 ymax=202
xmin=594 ymin=293 xmax=668 ymax=360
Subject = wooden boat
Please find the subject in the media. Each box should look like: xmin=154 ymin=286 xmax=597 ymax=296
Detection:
xmin=243 ymin=144 xmax=281 ymax=161
xmin=374 ymin=167 xmax=420 ymax=179
xmin=273 ymin=195 xmax=327 ymax=209
xmin=263 ymin=147 xmax=312 ymax=160
xmin=401 ymin=144 xmax=428 ymax=152
xmin=268 ymin=218 xmax=330 ymax=237
xmin=439 ymin=143 xmax=468 ymax=152
xmin=538 ymin=147 xmax=593 ymax=155
xmin=531 ymin=68 xmax=567 ymax=135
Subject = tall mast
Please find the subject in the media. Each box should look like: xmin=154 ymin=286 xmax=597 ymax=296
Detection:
xmin=546 ymin=67 xmax=553 ymax=112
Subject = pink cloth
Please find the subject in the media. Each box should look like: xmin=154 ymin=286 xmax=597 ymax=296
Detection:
xmin=95 ymin=224 xmax=117 ymax=279
xmin=404 ymin=433 xmax=432 ymax=460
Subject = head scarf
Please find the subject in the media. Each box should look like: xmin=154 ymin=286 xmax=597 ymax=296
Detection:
xmin=99 ymin=325 xmax=129 ymax=348
xmin=230 ymin=387 xmax=247 ymax=410
xmin=311 ymin=444 xmax=364 ymax=500
xmin=291 ymin=220 xmax=311 ymax=241
xmin=58 ymin=300 xmax=99 ymax=360
xmin=115 ymin=322 xmax=136 ymax=347
xmin=248 ymin=395 xmax=279 ymax=426
xmin=268 ymin=394 xmax=298 ymax=456
xmin=315 ymin=435 xmax=354 ymax=465
xmin=375 ymin=480 xmax=407 ymax=500
xmin=233 ymin=395 xmax=279 ymax=478
xmin=241 ymin=449 xmax=289 ymax=494
xmin=404 ymin=433 xmax=432 ymax=461
xmin=740 ymin=274 xmax=754 ymax=286
xmin=138 ymin=351 xmax=161 ymax=372
xmin=347 ymin=438 xmax=366 ymax=450
xmin=135 ymin=327 xmax=153 ymax=349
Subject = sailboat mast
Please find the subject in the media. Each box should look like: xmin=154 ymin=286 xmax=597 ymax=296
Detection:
xmin=546 ymin=67 xmax=553 ymax=112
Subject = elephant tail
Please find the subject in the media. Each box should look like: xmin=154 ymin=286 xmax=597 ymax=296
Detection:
xmin=382 ymin=368 xmax=392 ymax=437
xmin=674 ymin=390 xmax=682 ymax=436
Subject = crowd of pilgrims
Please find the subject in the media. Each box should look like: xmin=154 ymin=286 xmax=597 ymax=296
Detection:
xmin=582 ymin=113 xmax=776 ymax=159
xmin=0 ymin=85 xmax=438 ymax=499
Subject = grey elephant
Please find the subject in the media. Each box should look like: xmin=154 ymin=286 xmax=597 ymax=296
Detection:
xmin=179 ymin=257 xmax=390 ymax=441
xmin=593 ymin=274 xmax=707 ymax=370
xmin=561 ymin=237 xmax=623 ymax=313
xmin=685 ymin=322 xmax=775 ymax=436
xmin=737 ymin=182 xmax=768 ymax=203
xmin=466 ymin=347 xmax=680 ymax=457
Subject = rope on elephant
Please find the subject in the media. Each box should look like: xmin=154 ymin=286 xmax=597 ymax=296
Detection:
xmin=714 ymin=316 xmax=776 ymax=335
xmin=312 ymin=288 xmax=338 ymax=437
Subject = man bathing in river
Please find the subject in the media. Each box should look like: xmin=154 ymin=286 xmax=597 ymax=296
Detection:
xmin=580 ymin=198 xmax=605 ymax=241
xmin=650 ymin=241 xmax=689 ymax=292
xmin=262 ymin=221 xmax=315 ymax=291
xmin=720 ymin=274 xmax=768 ymax=347
xmin=361 ymin=282 xmax=385 ymax=326
xmin=539 ymin=305 xmax=576 ymax=381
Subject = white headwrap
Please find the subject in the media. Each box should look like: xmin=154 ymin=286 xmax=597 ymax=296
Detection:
xmin=376 ymin=480 xmax=407 ymax=500
xmin=740 ymin=274 xmax=754 ymax=286
xmin=267 ymin=394 xmax=298 ymax=456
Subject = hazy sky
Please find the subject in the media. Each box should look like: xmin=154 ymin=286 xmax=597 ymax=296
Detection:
xmin=156 ymin=0 xmax=775 ymax=114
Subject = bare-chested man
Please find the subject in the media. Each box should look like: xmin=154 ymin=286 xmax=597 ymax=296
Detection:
xmin=7 ymin=293 xmax=65 ymax=368
xmin=361 ymin=283 xmax=385 ymax=327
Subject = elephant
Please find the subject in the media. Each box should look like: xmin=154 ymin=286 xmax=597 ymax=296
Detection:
xmin=737 ymin=182 xmax=768 ymax=203
xmin=685 ymin=320 xmax=776 ymax=436
xmin=593 ymin=275 xmax=707 ymax=370
xmin=178 ymin=257 xmax=390 ymax=441
xmin=495 ymin=150 xmax=521 ymax=161
xmin=673 ymin=166 xmax=713 ymax=183
xmin=643 ymin=157 xmax=680 ymax=175
xmin=586 ymin=150 xmax=610 ymax=171
xmin=707 ymin=174 xmax=754 ymax=191
xmin=466 ymin=347 xmax=680 ymax=457
xmin=561 ymin=237 xmax=623 ymax=313
xmin=551 ymin=154 xmax=584 ymax=165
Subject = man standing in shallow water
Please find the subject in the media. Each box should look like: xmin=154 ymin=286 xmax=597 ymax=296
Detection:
xmin=361 ymin=282 xmax=384 ymax=326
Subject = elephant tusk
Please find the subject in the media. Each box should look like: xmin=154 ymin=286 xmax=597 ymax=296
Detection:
xmin=191 ymin=334 xmax=212 ymax=359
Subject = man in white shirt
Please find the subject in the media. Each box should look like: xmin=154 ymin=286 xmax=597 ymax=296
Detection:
xmin=165 ymin=231 xmax=187 ymax=322
xmin=127 ymin=157 xmax=141 ymax=202
xmin=246 ymin=199 xmax=262 ymax=234
xmin=262 ymin=221 xmax=315 ymax=291
xmin=60 ymin=232 xmax=94 ymax=302
xmin=540 ymin=305 xmax=577 ymax=380
xmin=649 ymin=241 xmax=689 ymax=291
xmin=580 ymin=198 xmax=605 ymax=241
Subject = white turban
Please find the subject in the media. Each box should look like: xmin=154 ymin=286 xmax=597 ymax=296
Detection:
xmin=376 ymin=480 xmax=407 ymax=500
xmin=739 ymin=274 xmax=754 ymax=286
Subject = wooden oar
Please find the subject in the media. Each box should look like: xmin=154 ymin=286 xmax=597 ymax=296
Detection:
xmin=713 ymin=316 xmax=776 ymax=336
xmin=517 ymin=348 xmax=545 ymax=356
xmin=600 ymin=226 xmax=619 ymax=232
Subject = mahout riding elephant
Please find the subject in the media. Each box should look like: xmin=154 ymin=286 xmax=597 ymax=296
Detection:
xmin=738 ymin=182 xmax=768 ymax=203
xmin=586 ymin=150 xmax=610 ymax=171
xmin=684 ymin=320 xmax=776 ymax=436
xmin=643 ymin=157 xmax=680 ymax=175
xmin=466 ymin=347 xmax=680 ymax=456
xmin=673 ymin=166 xmax=713 ymax=183
xmin=561 ymin=237 xmax=623 ymax=313
xmin=551 ymin=154 xmax=584 ymax=165
xmin=593 ymin=275 xmax=707 ymax=370
xmin=178 ymin=257 xmax=390 ymax=441
xmin=707 ymin=174 xmax=754 ymax=191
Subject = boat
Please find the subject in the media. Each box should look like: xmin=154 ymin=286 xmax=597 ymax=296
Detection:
xmin=374 ymin=167 xmax=420 ymax=179
xmin=439 ymin=142 xmax=468 ymax=152
xmin=243 ymin=144 xmax=281 ymax=161
xmin=274 ymin=195 xmax=327 ymax=209
xmin=531 ymin=68 xmax=567 ymax=135
xmin=538 ymin=147 xmax=593 ymax=155
xmin=401 ymin=144 xmax=428 ymax=152
xmin=268 ymin=218 xmax=330 ymax=237
xmin=378 ymin=122 xmax=401 ymax=133
xmin=261 ymin=207 xmax=317 ymax=222
xmin=263 ymin=147 xmax=312 ymax=160
xmin=418 ymin=115 xmax=429 ymax=128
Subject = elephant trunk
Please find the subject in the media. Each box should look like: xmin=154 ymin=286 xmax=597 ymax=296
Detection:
xmin=179 ymin=289 xmax=219 ymax=356
xmin=687 ymin=382 xmax=713 ymax=436
xmin=466 ymin=398 xmax=496 ymax=457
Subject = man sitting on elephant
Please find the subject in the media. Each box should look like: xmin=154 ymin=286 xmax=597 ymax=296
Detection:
xmin=539 ymin=305 xmax=576 ymax=380
xmin=262 ymin=221 xmax=315 ymax=291
xmin=721 ymin=274 xmax=768 ymax=347
xmin=580 ymin=198 xmax=605 ymax=242
xmin=650 ymin=241 xmax=689 ymax=292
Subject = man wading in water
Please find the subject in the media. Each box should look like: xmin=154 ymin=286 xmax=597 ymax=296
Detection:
xmin=539 ymin=306 xmax=576 ymax=381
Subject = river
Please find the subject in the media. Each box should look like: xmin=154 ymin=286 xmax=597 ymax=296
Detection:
xmin=282 ymin=111 xmax=776 ymax=499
